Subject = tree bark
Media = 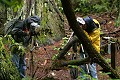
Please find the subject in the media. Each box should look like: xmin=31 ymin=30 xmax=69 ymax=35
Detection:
xmin=0 ymin=4 xmax=7 ymax=35
xmin=60 ymin=57 xmax=90 ymax=67
xmin=54 ymin=0 xmax=120 ymax=79
xmin=25 ymin=0 xmax=33 ymax=18
xmin=49 ymin=0 xmax=63 ymax=21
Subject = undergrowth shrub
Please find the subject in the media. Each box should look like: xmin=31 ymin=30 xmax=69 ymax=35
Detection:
xmin=72 ymin=0 xmax=112 ymax=14
xmin=0 ymin=35 xmax=21 ymax=80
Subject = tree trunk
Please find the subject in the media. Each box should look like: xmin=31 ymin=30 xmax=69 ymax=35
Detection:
xmin=25 ymin=0 xmax=33 ymax=18
xmin=0 ymin=4 xmax=7 ymax=35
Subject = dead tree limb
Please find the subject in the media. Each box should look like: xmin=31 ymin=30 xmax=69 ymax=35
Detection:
xmin=56 ymin=0 xmax=120 ymax=79
xmin=52 ymin=57 xmax=90 ymax=70
xmin=61 ymin=57 xmax=90 ymax=66
xmin=55 ymin=36 xmax=79 ymax=60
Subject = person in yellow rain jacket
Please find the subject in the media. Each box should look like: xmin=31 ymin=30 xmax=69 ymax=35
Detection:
xmin=76 ymin=16 xmax=100 ymax=79
xmin=84 ymin=19 xmax=100 ymax=53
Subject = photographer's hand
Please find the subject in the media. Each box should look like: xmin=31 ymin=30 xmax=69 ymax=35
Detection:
xmin=26 ymin=31 xmax=30 ymax=35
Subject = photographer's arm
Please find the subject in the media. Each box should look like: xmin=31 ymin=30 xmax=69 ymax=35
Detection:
xmin=11 ymin=27 xmax=30 ymax=37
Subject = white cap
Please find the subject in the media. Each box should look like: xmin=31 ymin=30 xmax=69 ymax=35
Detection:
xmin=31 ymin=22 xmax=40 ymax=27
xmin=76 ymin=17 xmax=85 ymax=25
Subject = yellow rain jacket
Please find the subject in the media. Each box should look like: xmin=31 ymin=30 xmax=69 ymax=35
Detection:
xmin=84 ymin=19 xmax=100 ymax=53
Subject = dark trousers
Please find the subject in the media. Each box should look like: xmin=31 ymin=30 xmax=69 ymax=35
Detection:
xmin=12 ymin=53 xmax=26 ymax=78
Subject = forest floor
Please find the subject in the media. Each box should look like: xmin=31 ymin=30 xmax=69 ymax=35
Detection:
xmin=26 ymin=13 xmax=120 ymax=80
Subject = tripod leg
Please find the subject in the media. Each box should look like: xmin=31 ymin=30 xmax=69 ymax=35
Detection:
xmin=70 ymin=42 xmax=79 ymax=79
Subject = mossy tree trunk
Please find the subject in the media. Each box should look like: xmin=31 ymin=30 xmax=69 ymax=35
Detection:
xmin=0 ymin=4 xmax=7 ymax=35
xmin=36 ymin=0 xmax=65 ymax=45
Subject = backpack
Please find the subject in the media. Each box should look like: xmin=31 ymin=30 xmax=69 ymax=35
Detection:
xmin=4 ymin=18 xmax=23 ymax=36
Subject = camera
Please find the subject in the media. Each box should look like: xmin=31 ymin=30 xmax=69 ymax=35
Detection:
xmin=30 ymin=22 xmax=41 ymax=36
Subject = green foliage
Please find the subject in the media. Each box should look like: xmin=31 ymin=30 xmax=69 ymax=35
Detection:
xmin=0 ymin=0 xmax=23 ymax=12
xmin=22 ymin=76 xmax=32 ymax=80
xmin=76 ymin=66 xmax=93 ymax=80
xmin=0 ymin=0 xmax=23 ymax=7
xmin=52 ymin=54 xmax=57 ymax=60
xmin=105 ymin=58 xmax=111 ymax=63
xmin=93 ymin=4 xmax=108 ymax=13
xmin=61 ymin=37 xmax=68 ymax=48
xmin=99 ymin=71 xmax=111 ymax=76
xmin=74 ymin=0 xmax=93 ymax=14
xmin=10 ymin=43 xmax=25 ymax=55
xmin=73 ymin=0 xmax=112 ymax=14
xmin=93 ymin=0 xmax=110 ymax=13
xmin=0 ymin=35 xmax=21 ymax=80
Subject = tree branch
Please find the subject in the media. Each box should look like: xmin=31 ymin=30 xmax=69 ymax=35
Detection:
xmin=55 ymin=36 xmax=79 ymax=60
